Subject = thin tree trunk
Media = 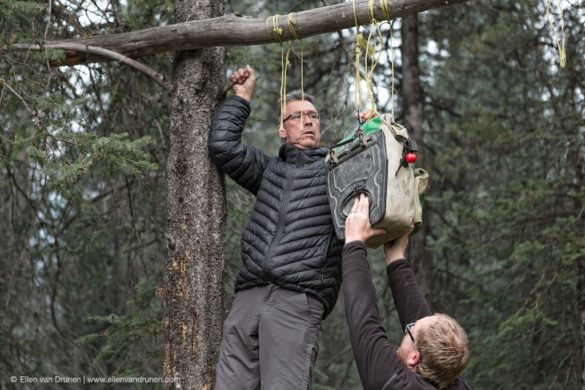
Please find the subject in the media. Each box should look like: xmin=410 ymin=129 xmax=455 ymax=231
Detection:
xmin=401 ymin=13 xmax=433 ymax=302
xmin=163 ymin=0 xmax=226 ymax=387
xmin=578 ymin=258 xmax=585 ymax=388
xmin=576 ymin=131 xmax=585 ymax=389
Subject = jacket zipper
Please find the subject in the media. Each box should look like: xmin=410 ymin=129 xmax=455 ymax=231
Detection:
xmin=320 ymin=228 xmax=334 ymax=282
xmin=263 ymin=168 xmax=296 ymax=280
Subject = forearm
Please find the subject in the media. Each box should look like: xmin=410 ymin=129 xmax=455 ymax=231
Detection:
xmin=342 ymin=241 xmax=403 ymax=389
xmin=387 ymin=260 xmax=432 ymax=329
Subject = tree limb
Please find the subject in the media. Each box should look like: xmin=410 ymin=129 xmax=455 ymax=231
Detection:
xmin=0 ymin=79 xmax=37 ymax=116
xmin=6 ymin=0 xmax=470 ymax=66
xmin=8 ymin=43 xmax=172 ymax=92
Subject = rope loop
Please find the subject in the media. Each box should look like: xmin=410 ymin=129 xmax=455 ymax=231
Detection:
xmin=287 ymin=13 xmax=301 ymax=40
xmin=352 ymin=0 xmax=396 ymax=120
xmin=380 ymin=0 xmax=391 ymax=20
xmin=267 ymin=15 xmax=304 ymax=131
xmin=368 ymin=0 xmax=376 ymax=21
xmin=265 ymin=15 xmax=283 ymax=44
xmin=545 ymin=0 xmax=567 ymax=68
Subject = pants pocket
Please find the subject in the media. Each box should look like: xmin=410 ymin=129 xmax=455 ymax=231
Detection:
xmin=304 ymin=293 xmax=324 ymax=323
xmin=302 ymin=342 xmax=319 ymax=389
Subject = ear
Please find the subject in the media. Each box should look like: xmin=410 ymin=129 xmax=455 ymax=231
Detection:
xmin=405 ymin=349 xmax=421 ymax=371
xmin=278 ymin=126 xmax=286 ymax=141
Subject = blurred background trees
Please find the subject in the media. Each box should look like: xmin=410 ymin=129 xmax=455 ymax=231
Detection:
xmin=1 ymin=0 xmax=583 ymax=388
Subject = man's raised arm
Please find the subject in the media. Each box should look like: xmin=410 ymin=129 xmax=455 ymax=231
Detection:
xmin=209 ymin=66 xmax=269 ymax=195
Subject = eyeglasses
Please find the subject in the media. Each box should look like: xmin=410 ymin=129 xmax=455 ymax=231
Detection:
xmin=404 ymin=322 xmax=416 ymax=343
xmin=283 ymin=111 xmax=320 ymax=123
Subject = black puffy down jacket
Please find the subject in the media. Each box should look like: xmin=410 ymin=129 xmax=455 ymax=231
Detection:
xmin=209 ymin=96 xmax=343 ymax=317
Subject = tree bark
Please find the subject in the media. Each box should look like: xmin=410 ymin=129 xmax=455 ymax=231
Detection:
xmin=576 ymin=128 xmax=585 ymax=389
xmin=401 ymin=13 xmax=433 ymax=302
xmin=11 ymin=0 xmax=470 ymax=66
xmin=163 ymin=0 xmax=226 ymax=387
xmin=578 ymin=257 xmax=585 ymax=388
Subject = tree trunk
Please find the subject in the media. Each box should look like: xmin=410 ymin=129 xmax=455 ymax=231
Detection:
xmin=10 ymin=0 xmax=471 ymax=66
xmin=576 ymin=132 xmax=585 ymax=388
xmin=578 ymin=258 xmax=585 ymax=388
xmin=163 ymin=0 xmax=226 ymax=387
xmin=401 ymin=13 xmax=433 ymax=303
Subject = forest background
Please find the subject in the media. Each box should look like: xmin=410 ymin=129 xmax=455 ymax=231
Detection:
xmin=1 ymin=0 xmax=584 ymax=388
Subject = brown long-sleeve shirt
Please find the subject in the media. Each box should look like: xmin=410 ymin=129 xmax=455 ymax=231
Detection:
xmin=342 ymin=241 xmax=470 ymax=390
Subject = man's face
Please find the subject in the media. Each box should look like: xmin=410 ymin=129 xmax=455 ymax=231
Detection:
xmin=396 ymin=315 xmax=437 ymax=371
xmin=279 ymin=99 xmax=321 ymax=149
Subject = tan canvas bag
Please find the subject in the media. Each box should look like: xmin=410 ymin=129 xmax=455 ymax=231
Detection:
xmin=326 ymin=114 xmax=429 ymax=248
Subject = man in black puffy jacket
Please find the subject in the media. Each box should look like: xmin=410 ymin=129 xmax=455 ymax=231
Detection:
xmin=209 ymin=66 xmax=343 ymax=389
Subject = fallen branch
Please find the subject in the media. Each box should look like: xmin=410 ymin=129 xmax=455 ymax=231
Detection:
xmin=7 ymin=0 xmax=470 ymax=66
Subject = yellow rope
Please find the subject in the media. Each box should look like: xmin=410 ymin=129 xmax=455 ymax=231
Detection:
xmin=280 ymin=42 xmax=293 ymax=130
xmin=300 ymin=39 xmax=305 ymax=103
xmin=545 ymin=0 xmax=566 ymax=68
xmin=364 ymin=24 xmax=375 ymax=111
xmin=355 ymin=40 xmax=363 ymax=113
xmin=280 ymin=44 xmax=286 ymax=129
xmin=266 ymin=17 xmax=272 ymax=42
xmin=388 ymin=21 xmax=395 ymax=119
xmin=352 ymin=0 xmax=362 ymax=112
xmin=368 ymin=0 xmax=376 ymax=21
xmin=268 ymin=13 xmax=307 ymax=129
xmin=353 ymin=0 xmax=395 ymax=118
xmin=369 ymin=25 xmax=385 ymax=116
xmin=287 ymin=13 xmax=305 ymax=105
xmin=264 ymin=14 xmax=287 ymax=128
xmin=380 ymin=0 xmax=391 ymax=20
xmin=351 ymin=0 xmax=360 ymax=30
xmin=265 ymin=15 xmax=283 ymax=44
xmin=265 ymin=17 xmax=273 ymax=42
xmin=287 ymin=13 xmax=301 ymax=40
xmin=361 ymin=0 xmax=383 ymax=116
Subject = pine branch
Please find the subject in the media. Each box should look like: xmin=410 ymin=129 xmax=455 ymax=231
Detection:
xmin=0 ymin=78 xmax=37 ymax=116
xmin=7 ymin=43 xmax=172 ymax=92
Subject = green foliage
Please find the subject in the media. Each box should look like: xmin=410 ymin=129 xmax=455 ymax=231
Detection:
xmin=2 ymin=0 xmax=583 ymax=389
xmin=78 ymin=276 xmax=163 ymax=375
xmin=421 ymin=1 xmax=584 ymax=388
xmin=0 ymin=0 xmax=44 ymax=22
xmin=1 ymin=0 xmax=170 ymax=385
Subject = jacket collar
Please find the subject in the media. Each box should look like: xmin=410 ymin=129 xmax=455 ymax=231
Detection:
xmin=278 ymin=143 xmax=328 ymax=167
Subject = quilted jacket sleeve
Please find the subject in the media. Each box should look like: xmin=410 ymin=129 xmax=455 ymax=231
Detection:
xmin=209 ymin=95 xmax=270 ymax=195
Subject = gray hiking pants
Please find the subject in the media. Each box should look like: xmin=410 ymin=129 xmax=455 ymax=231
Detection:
xmin=214 ymin=285 xmax=324 ymax=389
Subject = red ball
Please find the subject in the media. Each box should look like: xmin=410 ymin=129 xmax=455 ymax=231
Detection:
xmin=405 ymin=152 xmax=417 ymax=164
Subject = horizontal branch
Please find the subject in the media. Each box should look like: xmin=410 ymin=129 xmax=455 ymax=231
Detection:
xmin=8 ymin=0 xmax=469 ymax=66
xmin=22 ymin=43 xmax=172 ymax=90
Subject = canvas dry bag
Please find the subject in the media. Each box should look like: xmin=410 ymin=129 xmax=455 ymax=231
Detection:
xmin=326 ymin=114 xmax=429 ymax=248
